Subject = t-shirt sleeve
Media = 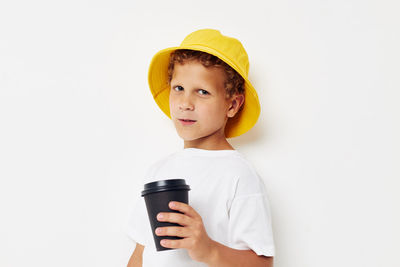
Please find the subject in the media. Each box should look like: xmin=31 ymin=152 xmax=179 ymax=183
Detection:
xmin=227 ymin=164 xmax=275 ymax=257
xmin=124 ymin=164 xmax=155 ymax=247
xmin=125 ymin=192 xmax=151 ymax=246
xmin=124 ymin=155 xmax=173 ymax=247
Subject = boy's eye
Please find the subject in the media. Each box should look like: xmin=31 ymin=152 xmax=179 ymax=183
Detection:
xmin=198 ymin=89 xmax=209 ymax=95
xmin=173 ymin=85 xmax=184 ymax=91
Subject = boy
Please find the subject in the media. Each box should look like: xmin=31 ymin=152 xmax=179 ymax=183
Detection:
xmin=126 ymin=29 xmax=275 ymax=267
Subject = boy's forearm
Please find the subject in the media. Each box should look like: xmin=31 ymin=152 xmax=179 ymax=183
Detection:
xmin=206 ymin=240 xmax=273 ymax=267
xmin=127 ymin=254 xmax=142 ymax=267
xmin=127 ymin=243 xmax=144 ymax=267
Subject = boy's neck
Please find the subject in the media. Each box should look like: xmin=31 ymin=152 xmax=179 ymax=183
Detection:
xmin=183 ymin=138 xmax=234 ymax=151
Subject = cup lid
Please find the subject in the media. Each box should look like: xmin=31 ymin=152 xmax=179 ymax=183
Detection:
xmin=141 ymin=179 xmax=191 ymax=196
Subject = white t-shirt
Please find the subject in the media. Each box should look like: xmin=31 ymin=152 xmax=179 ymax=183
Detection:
xmin=125 ymin=148 xmax=275 ymax=267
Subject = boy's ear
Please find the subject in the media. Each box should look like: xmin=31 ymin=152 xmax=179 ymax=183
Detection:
xmin=227 ymin=94 xmax=245 ymax=118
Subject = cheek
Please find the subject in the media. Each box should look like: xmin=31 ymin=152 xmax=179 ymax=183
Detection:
xmin=199 ymin=102 xmax=226 ymax=120
xmin=169 ymin=95 xmax=177 ymax=112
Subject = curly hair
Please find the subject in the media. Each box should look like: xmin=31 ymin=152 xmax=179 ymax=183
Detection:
xmin=167 ymin=49 xmax=245 ymax=102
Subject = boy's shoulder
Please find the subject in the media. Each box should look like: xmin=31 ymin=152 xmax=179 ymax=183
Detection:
xmin=142 ymin=149 xmax=267 ymax=197
xmin=215 ymin=151 xmax=267 ymax=197
xmin=148 ymin=148 xmax=257 ymax=168
xmin=149 ymin=148 xmax=253 ymax=168
xmin=142 ymin=151 xmax=178 ymax=182
xmin=145 ymin=149 xmax=262 ymax=184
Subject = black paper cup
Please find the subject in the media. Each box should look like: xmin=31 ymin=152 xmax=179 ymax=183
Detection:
xmin=141 ymin=179 xmax=191 ymax=251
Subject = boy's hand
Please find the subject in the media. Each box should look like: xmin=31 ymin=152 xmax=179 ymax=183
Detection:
xmin=155 ymin=201 xmax=216 ymax=263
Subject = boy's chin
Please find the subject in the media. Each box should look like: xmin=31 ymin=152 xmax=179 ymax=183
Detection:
xmin=175 ymin=131 xmax=206 ymax=142
xmin=177 ymin=133 xmax=199 ymax=142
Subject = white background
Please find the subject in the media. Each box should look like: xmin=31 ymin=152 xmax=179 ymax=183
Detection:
xmin=0 ymin=0 xmax=399 ymax=266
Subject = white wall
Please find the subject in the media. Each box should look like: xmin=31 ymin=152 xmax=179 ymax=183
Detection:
xmin=0 ymin=0 xmax=399 ymax=266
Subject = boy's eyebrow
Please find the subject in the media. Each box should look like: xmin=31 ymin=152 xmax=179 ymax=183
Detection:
xmin=171 ymin=85 xmax=213 ymax=93
xmin=170 ymin=81 xmax=214 ymax=91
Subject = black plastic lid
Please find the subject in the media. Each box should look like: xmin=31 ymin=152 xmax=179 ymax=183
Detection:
xmin=141 ymin=179 xmax=191 ymax=196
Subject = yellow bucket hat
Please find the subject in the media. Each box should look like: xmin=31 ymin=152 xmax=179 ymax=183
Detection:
xmin=147 ymin=28 xmax=260 ymax=138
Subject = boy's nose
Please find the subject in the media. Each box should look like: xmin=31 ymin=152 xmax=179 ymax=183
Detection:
xmin=179 ymin=103 xmax=194 ymax=111
xmin=178 ymin=96 xmax=194 ymax=111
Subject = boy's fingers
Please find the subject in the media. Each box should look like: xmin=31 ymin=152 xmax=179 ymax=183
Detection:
xmin=155 ymin=226 xmax=189 ymax=237
xmin=160 ymin=238 xmax=186 ymax=249
xmin=169 ymin=201 xmax=200 ymax=219
xmin=157 ymin=212 xmax=192 ymax=226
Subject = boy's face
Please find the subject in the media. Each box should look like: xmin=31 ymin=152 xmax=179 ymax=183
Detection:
xmin=169 ymin=60 xmax=243 ymax=149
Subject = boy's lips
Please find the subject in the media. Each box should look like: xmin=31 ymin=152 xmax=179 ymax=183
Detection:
xmin=178 ymin=118 xmax=196 ymax=125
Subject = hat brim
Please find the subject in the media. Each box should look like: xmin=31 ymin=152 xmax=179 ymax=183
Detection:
xmin=148 ymin=46 xmax=260 ymax=138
